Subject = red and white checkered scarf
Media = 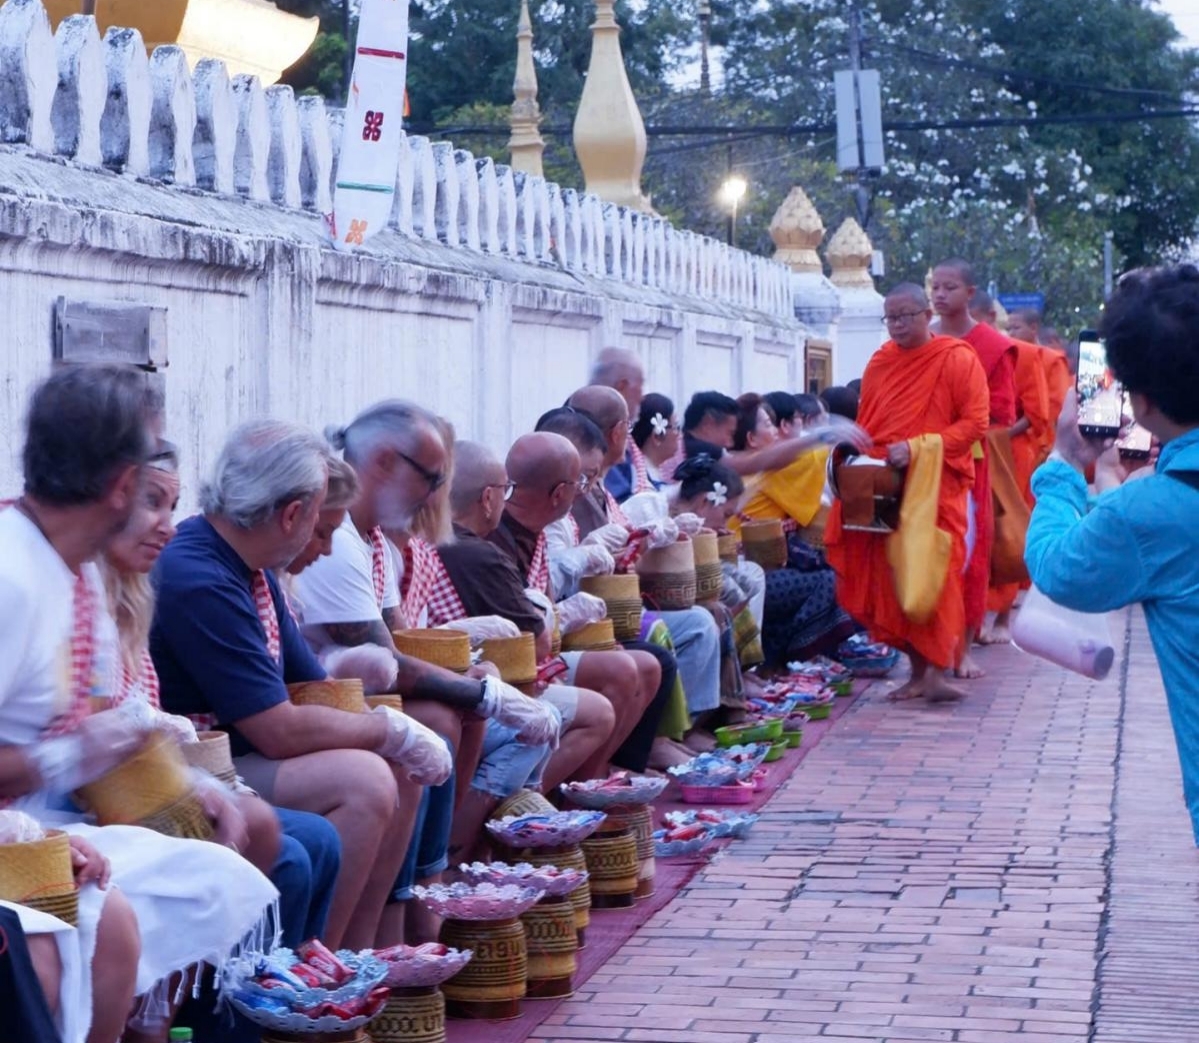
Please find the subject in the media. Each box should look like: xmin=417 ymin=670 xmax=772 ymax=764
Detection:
xmin=422 ymin=548 xmax=469 ymax=627
xmin=627 ymin=436 xmax=652 ymax=496
xmin=367 ymin=526 xmax=388 ymax=607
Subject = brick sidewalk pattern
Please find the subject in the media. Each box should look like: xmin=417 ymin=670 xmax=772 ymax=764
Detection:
xmin=528 ymin=609 xmax=1199 ymax=1043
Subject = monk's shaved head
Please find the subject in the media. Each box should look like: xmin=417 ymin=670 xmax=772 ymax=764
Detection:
xmin=506 ymin=432 xmax=579 ymax=489
xmin=885 ymin=282 xmax=930 ymax=309
xmin=933 ymin=257 xmax=975 ymax=286
xmin=970 ymin=289 xmax=998 ymax=324
xmin=449 ymin=440 xmax=504 ymax=516
xmin=567 ymin=385 xmax=628 ymax=432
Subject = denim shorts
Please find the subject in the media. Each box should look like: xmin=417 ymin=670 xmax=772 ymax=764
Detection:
xmin=391 ymin=773 xmax=455 ymax=901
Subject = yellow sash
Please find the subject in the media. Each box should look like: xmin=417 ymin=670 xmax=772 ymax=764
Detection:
xmin=885 ymin=434 xmax=951 ymax=624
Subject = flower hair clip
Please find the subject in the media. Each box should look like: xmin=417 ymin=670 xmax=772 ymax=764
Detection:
xmin=706 ymin=482 xmax=728 ymax=507
xmin=650 ymin=413 xmax=670 ymax=437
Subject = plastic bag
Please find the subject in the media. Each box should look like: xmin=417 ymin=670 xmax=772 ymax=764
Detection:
xmin=1011 ymin=585 xmax=1117 ymax=680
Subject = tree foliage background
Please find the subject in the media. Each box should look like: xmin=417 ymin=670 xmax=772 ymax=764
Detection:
xmin=275 ymin=0 xmax=1199 ymax=330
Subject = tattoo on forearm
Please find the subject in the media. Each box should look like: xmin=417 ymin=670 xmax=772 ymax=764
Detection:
xmin=324 ymin=618 xmax=395 ymax=650
xmin=382 ymin=606 xmax=402 ymax=631
xmin=395 ymin=657 xmax=485 ymax=711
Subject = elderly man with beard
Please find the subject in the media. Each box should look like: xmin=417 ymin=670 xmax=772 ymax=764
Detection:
xmin=152 ymin=419 xmax=449 ymax=952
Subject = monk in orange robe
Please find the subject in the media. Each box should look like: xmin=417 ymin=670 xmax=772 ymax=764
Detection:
xmin=1008 ymin=308 xmax=1073 ymax=446
xmin=826 ymin=283 xmax=989 ymax=702
xmin=931 ymin=261 xmax=1017 ymax=680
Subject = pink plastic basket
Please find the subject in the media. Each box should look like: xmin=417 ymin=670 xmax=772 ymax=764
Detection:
xmin=680 ymin=781 xmax=755 ymax=805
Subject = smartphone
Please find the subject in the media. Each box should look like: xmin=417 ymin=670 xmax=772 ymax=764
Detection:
xmin=1117 ymin=422 xmax=1152 ymax=460
xmin=1076 ymin=330 xmax=1122 ymax=438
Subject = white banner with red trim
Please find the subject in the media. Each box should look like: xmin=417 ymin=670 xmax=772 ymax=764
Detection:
xmin=328 ymin=0 xmax=410 ymax=251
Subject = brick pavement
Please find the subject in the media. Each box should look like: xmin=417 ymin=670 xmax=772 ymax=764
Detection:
xmin=528 ymin=609 xmax=1199 ymax=1043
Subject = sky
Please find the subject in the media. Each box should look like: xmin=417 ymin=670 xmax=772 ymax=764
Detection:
xmin=1158 ymin=0 xmax=1199 ymax=49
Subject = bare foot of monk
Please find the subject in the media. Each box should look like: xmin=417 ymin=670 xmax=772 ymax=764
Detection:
xmin=978 ymin=611 xmax=1013 ymax=645
xmin=954 ymin=651 xmax=985 ymax=679
xmin=923 ymin=673 xmax=967 ymax=703
xmin=889 ymin=652 xmax=966 ymax=703
xmin=887 ymin=678 xmax=924 ymax=702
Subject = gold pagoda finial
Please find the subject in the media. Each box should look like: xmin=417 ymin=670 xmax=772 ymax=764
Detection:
xmin=827 ymin=217 xmax=875 ymax=289
xmin=769 ymin=186 xmax=825 ymax=274
xmin=572 ymin=0 xmax=651 ymax=212
xmin=508 ymin=0 xmax=545 ymax=177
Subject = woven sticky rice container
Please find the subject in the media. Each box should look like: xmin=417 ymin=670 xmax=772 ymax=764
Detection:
xmin=369 ymin=986 xmax=446 ymax=1043
xmin=561 ymin=619 xmax=618 ymax=653
xmin=440 ymin=916 xmax=526 ymax=1020
xmin=182 ymin=730 xmax=237 ymax=787
xmin=580 ymin=574 xmax=643 ymax=642
xmin=798 ymin=504 xmax=831 ymax=550
xmin=580 ymin=827 xmax=638 ymax=909
xmin=481 ymin=634 xmax=538 ymax=686
xmin=521 ymin=894 xmax=577 ymax=998
xmin=393 ymin=629 xmax=472 ymax=673
xmin=495 ymin=789 xmax=556 ymax=821
xmin=716 ymin=532 xmax=739 ymax=565
xmin=287 ymin=679 xmax=367 ymax=714
xmin=741 ymin=519 xmax=787 ymax=570
xmin=692 ymin=529 xmax=723 ymax=604
xmin=77 ymin=733 xmax=193 ymax=825
xmin=366 ymin=694 xmax=406 ymax=713
xmin=636 ymin=537 xmax=696 ymax=611
xmin=0 ymin=828 xmax=78 ymax=926
xmin=520 ymin=844 xmax=590 ymax=943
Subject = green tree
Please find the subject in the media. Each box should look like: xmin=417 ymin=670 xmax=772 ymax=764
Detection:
xmin=275 ymin=0 xmax=353 ymax=99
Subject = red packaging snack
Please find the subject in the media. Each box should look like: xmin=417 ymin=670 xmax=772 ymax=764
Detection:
xmin=414 ymin=942 xmax=448 ymax=956
xmin=296 ymin=938 xmax=353 ymax=984
xmin=289 ymin=962 xmax=335 ymax=988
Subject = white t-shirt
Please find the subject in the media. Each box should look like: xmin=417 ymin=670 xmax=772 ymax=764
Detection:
xmin=292 ymin=514 xmax=401 ymax=631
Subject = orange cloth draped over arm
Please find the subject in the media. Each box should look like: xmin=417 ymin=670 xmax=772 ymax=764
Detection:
xmin=825 ymin=336 xmax=990 ymax=668
xmin=1040 ymin=348 xmax=1072 ymax=451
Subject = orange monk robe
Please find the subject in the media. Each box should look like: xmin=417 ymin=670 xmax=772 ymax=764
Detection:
xmin=826 ymin=336 xmax=990 ymax=668
xmin=986 ymin=338 xmax=1050 ymax=615
xmin=730 ymin=450 xmax=828 ymax=535
xmin=1040 ymin=347 xmax=1072 ymax=452
xmin=961 ymin=324 xmax=1018 ymax=632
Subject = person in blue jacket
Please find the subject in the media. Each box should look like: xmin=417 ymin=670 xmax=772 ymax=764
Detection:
xmin=1025 ymin=264 xmax=1199 ymax=842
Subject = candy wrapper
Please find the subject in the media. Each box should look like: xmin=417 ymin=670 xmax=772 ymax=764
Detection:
xmin=486 ymin=810 xmax=607 ymax=849
xmin=560 ymin=771 xmax=668 ymax=809
xmin=663 ymin=808 xmax=760 ymax=839
xmin=372 ymin=942 xmax=474 ymax=988
xmin=459 ymin=861 xmax=589 ymax=897
xmin=223 ymin=944 xmax=388 ymax=1034
xmin=710 ymin=744 xmax=770 ymax=778
xmin=412 ymin=881 xmax=543 ymax=921
xmin=0 ymin=810 xmax=46 ymax=844
xmin=667 ymin=755 xmax=741 ymax=788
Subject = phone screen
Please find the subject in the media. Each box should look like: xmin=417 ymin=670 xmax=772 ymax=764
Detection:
xmin=1077 ymin=331 xmax=1122 ymax=435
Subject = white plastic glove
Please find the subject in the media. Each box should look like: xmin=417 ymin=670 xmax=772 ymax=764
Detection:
xmin=113 ymin=697 xmax=198 ymax=745
xmin=27 ymin=711 xmax=154 ymax=796
xmin=477 ymin=676 xmax=561 ymax=747
xmin=524 ymin=588 xmax=556 ymax=635
xmin=579 ymin=544 xmax=616 ymax=576
xmin=555 ymin=592 xmax=608 ymax=635
xmin=808 ymin=415 xmax=872 ymax=452
xmin=372 ymin=705 xmax=454 ymax=786
xmin=438 ymin=615 xmax=521 ymax=646
xmin=582 ymin=523 xmax=630 ymax=553
xmin=622 ymin=491 xmax=671 ymax=529
xmin=644 ymin=517 xmax=680 ymax=549
xmin=323 ymin=644 xmax=399 ymax=695
xmin=190 ymin=769 xmax=249 ymax=850
xmin=674 ymin=512 xmax=704 ymax=537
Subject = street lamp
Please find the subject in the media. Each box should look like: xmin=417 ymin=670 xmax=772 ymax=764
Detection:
xmin=720 ymin=175 xmax=747 ymax=248
xmin=698 ymin=0 xmax=712 ymax=95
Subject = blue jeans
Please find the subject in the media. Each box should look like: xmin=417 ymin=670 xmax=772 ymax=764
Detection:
xmin=392 ymin=773 xmax=455 ymax=902
xmin=660 ymin=607 xmax=722 ymax=714
xmin=273 ymin=807 xmax=342 ymax=947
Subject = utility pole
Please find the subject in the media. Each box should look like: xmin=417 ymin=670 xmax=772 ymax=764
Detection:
xmin=1103 ymin=231 xmax=1114 ymax=299
xmin=698 ymin=1 xmax=712 ymax=96
xmin=343 ymin=0 xmax=354 ymax=104
xmin=847 ymin=3 xmax=868 ymax=229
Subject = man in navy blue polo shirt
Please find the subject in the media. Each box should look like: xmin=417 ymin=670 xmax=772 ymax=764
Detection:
xmin=152 ymin=419 xmax=452 ymax=951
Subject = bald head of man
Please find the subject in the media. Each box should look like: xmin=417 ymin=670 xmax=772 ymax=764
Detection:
xmin=590 ymin=347 xmax=645 ymax=415
xmin=884 ymin=283 xmax=934 ymax=350
xmin=504 ymin=431 xmax=582 ymax=530
xmin=567 ymin=385 xmax=629 ymax=469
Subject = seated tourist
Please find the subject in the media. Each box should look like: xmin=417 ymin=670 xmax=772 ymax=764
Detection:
xmin=440 ymin=439 xmax=671 ymax=777
xmin=152 ymin=419 xmax=444 ymax=951
xmin=538 ymin=396 xmax=722 ymax=740
xmin=0 ymin=365 xmax=278 ymax=1042
xmin=591 ymin=347 xmax=651 ymax=502
xmin=629 ymin=393 xmax=682 ymax=493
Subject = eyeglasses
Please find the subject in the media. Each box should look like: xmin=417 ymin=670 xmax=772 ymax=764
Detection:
xmin=882 ymin=310 xmax=927 ymax=326
xmin=547 ymin=473 xmax=593 ymax=498
xmin=398 ymin=450 xmax=446 ymax=493
xmin=485 ymin=481 xmax=516 ymax=502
